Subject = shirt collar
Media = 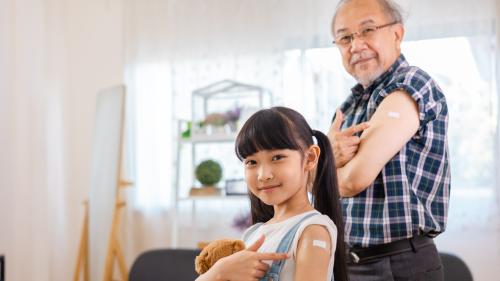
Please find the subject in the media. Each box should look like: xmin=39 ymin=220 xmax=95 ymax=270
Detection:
xmin=351 ymin=54 xmax=409 ymax=97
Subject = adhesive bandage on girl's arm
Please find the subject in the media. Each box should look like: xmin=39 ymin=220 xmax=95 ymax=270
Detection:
xmin=312 ymin=240 xmax=327 ymax=250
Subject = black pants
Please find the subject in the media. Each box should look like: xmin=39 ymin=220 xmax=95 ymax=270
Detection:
xmin=347 ymin=243 xmax=444 ymax=281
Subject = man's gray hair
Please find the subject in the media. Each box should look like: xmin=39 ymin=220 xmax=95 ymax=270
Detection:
xmin=332 ymin=0 xmax=404 ymax=31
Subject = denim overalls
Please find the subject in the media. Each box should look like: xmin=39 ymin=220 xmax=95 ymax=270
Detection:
xmin=244 ymin=212 xmax=320 ymax=281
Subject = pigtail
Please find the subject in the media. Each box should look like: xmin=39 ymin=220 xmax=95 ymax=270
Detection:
xmin=311 ymin=130 xmax=348 ymax=281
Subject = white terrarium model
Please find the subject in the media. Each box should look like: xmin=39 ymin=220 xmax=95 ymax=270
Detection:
xmin=189 ymin=80 xmax=272 ymax=139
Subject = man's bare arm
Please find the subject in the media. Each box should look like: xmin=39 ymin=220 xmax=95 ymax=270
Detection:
xmin=337 ymin=91 xmax=420 ymax=197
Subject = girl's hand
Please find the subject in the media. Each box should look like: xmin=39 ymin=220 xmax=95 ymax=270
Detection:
xmin=211 ymin=235 xmax=289 ymax=281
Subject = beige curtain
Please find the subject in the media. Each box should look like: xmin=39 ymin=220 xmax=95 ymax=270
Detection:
xmin=0 ymin=0 xmax=125 ymax=280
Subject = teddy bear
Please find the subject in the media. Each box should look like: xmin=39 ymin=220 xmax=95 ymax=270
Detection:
xmin=195 ymin=238 xmax=246 ymax=274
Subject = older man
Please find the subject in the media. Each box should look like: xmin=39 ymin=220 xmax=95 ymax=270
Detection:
xmin=328 ymin=0 xmax=450 ymax=280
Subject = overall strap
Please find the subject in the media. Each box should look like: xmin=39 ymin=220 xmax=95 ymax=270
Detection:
xmin=260 ymin=212 xmax=319 ymax=281
xmin=242 ymin=222 xmax=264 ymax=242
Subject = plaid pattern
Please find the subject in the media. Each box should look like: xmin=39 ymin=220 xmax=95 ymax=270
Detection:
xmin=338 ymin=54 xmax=450 ymax=248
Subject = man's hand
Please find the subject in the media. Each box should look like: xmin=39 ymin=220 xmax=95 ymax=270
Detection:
xmin=328 ymin=109 xmax=369 ymax=168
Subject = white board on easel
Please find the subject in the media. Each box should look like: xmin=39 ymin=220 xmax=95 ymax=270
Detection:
xmin=88 ymin=85 xmax=126 ymax=281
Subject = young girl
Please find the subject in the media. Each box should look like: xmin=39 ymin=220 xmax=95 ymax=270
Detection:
xmin=197 ymin=107 xmax=347 ymax=281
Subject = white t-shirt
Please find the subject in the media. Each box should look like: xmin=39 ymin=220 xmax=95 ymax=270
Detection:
xmin=242 ymin=210 xmax=337 ymax=281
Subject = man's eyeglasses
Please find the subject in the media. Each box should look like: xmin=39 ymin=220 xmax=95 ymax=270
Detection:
xmin=332 ymin=21 xmax=399 ymax=48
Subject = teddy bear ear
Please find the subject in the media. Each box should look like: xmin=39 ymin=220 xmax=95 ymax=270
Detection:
xmin=195 ymin=254 xmax=210 ymax=274
xmin=233 ymin=240 xmax=246 ymax=252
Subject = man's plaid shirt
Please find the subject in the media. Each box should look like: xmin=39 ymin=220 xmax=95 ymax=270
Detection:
xmin=338 ymin=54 xmax=451 ymax=248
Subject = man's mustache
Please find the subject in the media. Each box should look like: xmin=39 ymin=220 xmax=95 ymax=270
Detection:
xmin=350 ymin=52 xmax=376 ymax=65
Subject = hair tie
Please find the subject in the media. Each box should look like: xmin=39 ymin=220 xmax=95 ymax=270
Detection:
xmin=311 ymin=129 xmax=317 ymax=138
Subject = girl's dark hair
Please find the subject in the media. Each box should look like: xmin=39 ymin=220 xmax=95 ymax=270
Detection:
xmin=235 ymin=106 xmax=348 ymax=281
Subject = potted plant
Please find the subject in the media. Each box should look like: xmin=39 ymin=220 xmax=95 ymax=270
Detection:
xmin=189 ymin=159 xmax=223 ymax=196
xmin=224 ymin=106 xmax=242 ymax=132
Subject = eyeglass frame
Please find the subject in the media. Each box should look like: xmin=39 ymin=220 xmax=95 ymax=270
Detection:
xmin=332 ymin=21 xmax=399 ymax=47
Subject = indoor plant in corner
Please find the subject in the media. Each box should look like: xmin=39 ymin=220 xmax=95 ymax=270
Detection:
xmin=189 ymin=159 xmax=223 ymax=196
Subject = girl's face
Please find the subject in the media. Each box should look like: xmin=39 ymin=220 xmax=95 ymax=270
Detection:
xmin=243 ymin=149 xmax=311 ymax=207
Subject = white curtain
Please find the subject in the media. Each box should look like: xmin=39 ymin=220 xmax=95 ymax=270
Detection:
xmin=1 ymin=0 xmax=125 ymax=280
xmin=0 ymin=1 xmax=68 ymax=280
xmin=496 ymin=0 xmax=500 ymax=207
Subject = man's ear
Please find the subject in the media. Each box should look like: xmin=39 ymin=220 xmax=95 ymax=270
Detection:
xmin=393 ymin=23 xmax=405 ymax=48
xmin=305 ymin=145 xmax=321 ymax=171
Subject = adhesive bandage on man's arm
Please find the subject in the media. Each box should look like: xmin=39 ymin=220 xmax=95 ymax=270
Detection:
xmin=387 ymin=111 xmax=400 ymax=118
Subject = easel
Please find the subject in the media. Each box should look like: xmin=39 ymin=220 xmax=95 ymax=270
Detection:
xmin=73 ymin=86 xmax=131 ymax=281
xmin=73 ymin=201 xmax=89 ymax=281
xmin=102 ymin=180 xmax=132 ymax=281
xmin=73 ymin=180 xmax=133 ymax=281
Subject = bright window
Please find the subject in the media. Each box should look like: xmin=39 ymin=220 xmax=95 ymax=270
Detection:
xmin=290 ymin=35 xmax=497 ymax=191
